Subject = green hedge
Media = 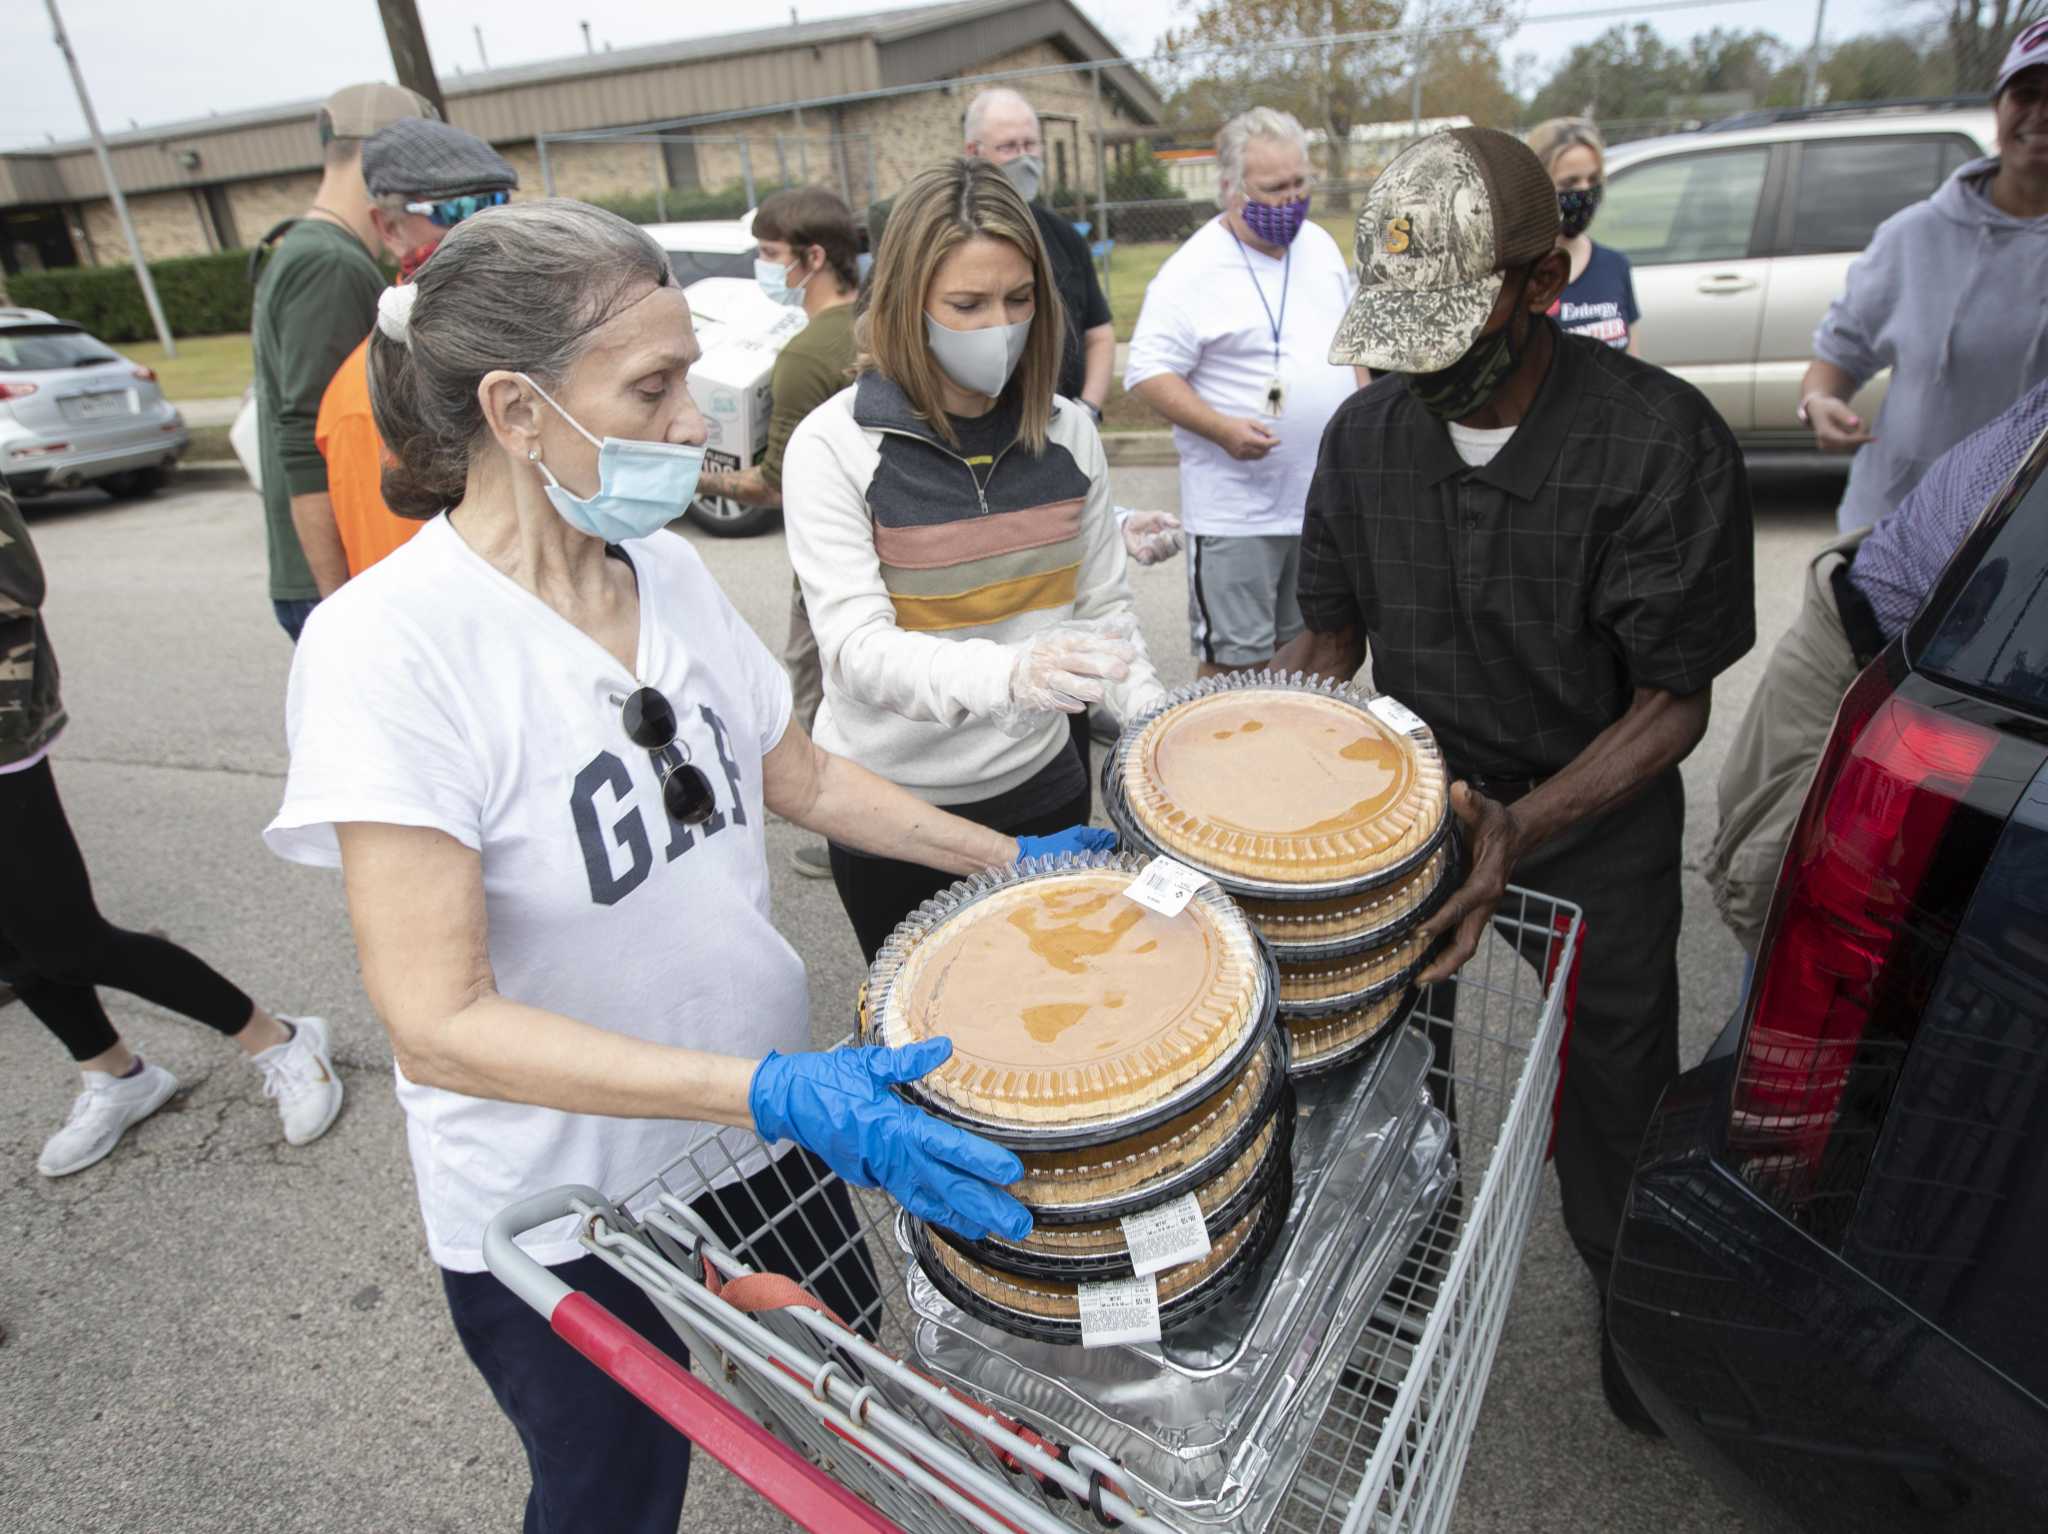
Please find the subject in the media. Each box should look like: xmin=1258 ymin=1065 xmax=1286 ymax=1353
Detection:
xmin=11 ymin=250 xmax=254 ymax=343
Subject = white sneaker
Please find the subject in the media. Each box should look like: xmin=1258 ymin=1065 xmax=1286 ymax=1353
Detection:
xmin=252 ymin=1015 xmax=344 ymax=1146
xmin=37 ymin=1062 xmax=180 ymax=1177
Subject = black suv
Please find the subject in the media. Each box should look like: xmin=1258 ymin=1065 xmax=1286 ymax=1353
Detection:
xmin=1609 ymin=429 xmax=2048 ymax=1527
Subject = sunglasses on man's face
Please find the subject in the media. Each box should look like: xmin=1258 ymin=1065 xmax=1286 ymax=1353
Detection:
xmin=620 ymin=686 xmax=717 ymax=825
xmin=402 ymin=190 xmax=511 ymax=227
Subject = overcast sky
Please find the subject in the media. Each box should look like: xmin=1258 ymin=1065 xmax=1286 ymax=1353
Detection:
xmin=5 ymin=0 xmax=1909 ymax=151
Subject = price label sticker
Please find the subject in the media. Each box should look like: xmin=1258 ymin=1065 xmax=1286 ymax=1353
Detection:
xmin=1124 ymin=855 xmax=1206 ymax=919
xmin=1077 ymin=1272 xmax=1162 ymax=1348
xmin=1367 ymin=693 xmax=1430 ymax=738
xmin=1119 ymin=1192 xmax=1212 ymax=1279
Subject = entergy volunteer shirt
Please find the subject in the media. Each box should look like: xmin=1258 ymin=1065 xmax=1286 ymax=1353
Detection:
xmin=1124 ymin=215 xmax=1356 ymax=538
xmin=1549 ymin=243 xmax=1639 ymax=350
xmin=265 ymin=516 xmax=808 ymax=1271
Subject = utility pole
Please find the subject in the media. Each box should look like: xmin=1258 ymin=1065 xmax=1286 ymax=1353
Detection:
xmin=1802 ymin=0 xmax=1828 ymax=107
xmin=1409 ymin=0 xmax=1429 ymax=141
xmin=474 ymin=25 xmax=489 ymax=71
xmin=580 ymin=21 xmax=594 ymax=54
xmin=42 ymin=0 xmax=174 ymax=356
xmin=377 ymin=0 xmax=448 ymax=119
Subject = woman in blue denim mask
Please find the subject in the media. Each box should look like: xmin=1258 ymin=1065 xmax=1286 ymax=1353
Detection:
xmin=1525 ymin=117 xmax=1641 ymax=356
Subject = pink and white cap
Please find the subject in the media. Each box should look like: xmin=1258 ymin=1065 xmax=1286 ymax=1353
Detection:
xmin=1995 ymin=20 xmax=2048 ymax=95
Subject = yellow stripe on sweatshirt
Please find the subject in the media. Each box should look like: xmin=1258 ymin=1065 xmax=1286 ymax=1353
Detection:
xmin=889 ymin=564 xmax=1080 ymax=633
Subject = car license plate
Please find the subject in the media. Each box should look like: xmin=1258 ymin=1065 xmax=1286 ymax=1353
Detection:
xmin=69 ymin=391 xmax=130 ymax=420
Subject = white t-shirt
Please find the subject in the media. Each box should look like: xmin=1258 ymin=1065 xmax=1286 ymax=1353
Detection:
xmin=1446 ymin=422 xmax=1517 ymax=467
xmin=265 ymin=516 xmax=806 ymax=1272
xmin=1124 ymin=216 xmax=1357 ymax=538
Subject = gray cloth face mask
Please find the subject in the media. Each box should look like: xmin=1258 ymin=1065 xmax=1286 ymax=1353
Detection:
xmin=925 ymin=313 xmax=1032 ymax=399
xmin=997 ymin=153 xmax=1042 ymax=204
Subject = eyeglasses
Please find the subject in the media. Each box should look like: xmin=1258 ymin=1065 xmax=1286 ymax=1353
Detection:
xmin=620 ymin=686 xmax=717 ymax=825
xmin=401 ymin=190 xmax=511 ymax=227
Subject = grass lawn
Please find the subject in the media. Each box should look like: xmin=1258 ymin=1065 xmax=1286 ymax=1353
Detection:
xmin=124 ymin=332 xmax=252 ymax=402
xmin=184 ymin=423 xmax=233 ymax=461
xmin=1101 ymin=214 xmax=1354 ymax=341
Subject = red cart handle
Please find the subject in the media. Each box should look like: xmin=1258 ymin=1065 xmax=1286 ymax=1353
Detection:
xmin=483 ymin=1188 xmax=904 ymax=1534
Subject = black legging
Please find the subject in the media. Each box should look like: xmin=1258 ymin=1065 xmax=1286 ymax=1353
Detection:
xmin=0 ymin=757 xmax=252 ymax=1061
xmin=829 ymin=749 xmax=1093 ymax=966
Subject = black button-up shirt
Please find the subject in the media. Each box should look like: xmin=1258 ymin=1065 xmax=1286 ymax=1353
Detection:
xmin=1298 ymin=323 xmax=1755 ymax=780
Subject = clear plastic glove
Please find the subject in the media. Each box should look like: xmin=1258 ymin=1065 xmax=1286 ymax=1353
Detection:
xmin=1016 ymin=826 xmax=1118 ymax=863
xmin=749 ymin=1040 xmax=1031 ymax=1242
xmin=991 ymin=615 xmax=1139 ymax=737
xmin=1118 ymin=507 xmax=1184 ymax=566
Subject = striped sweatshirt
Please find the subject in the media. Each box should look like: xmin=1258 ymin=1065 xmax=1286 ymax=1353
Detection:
xmin=782 ymin=371 xmax=1164 ymax=806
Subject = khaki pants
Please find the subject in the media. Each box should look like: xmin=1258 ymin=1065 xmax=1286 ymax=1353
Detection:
xmin=1706 ymin=531 xmax=1869 ymax=953
xmin=786 ymin=576 xmax=823 ymax=738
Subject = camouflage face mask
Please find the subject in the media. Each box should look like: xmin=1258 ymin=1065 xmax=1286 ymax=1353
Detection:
xmin=1404 ymin=269 xmax=1532 ymax=422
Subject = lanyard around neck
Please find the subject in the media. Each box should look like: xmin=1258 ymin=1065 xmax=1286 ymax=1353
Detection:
xmin=1229 ymin=228 xmax=1291 ymax=368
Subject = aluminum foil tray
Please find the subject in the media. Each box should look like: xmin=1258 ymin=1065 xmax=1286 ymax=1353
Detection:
xmin=906 ymin=1024 xmax=1455 ymax=1530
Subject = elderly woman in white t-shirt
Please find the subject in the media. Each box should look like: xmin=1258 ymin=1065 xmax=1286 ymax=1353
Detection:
xmin=264 ymin=199 xmax=1097 ymax=1534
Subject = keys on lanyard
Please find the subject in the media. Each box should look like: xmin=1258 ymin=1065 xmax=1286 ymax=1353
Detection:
xmin=1232 ymin=229 xmax=1290 ymax=421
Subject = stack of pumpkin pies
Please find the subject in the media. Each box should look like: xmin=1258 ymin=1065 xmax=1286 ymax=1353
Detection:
xmin=861 ymin=855 xmax=1290 ymax=1344
xmin=1108 ymin=674 xmax=1455 ymax=1076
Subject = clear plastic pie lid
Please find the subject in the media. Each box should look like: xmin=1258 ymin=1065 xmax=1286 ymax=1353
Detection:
xmin=1238 ymin=842 xmax=1457 ymax=960
xmin=1274 ymin=925 xmax=1442 ymax=1017
xmin=1011 ymin=1022 xmax=1287 ymax=1224
xmin=908 ymin=1167 xmax=1291 ymax=1344
xmin=967 ymin=1094 xmax=1293 ymax=1279
xmin=864 ymin=853 xmax=1274 ymax=1149
xmin=1285 ymin=986 xmax=1420 ymax=1076
xmin=1107 ymin=672 xmax=1450 ymax=900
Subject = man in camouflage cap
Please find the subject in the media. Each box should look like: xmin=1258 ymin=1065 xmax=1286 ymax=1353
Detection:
xmin=1279 ymin=127 xmax=1756 ymax=1434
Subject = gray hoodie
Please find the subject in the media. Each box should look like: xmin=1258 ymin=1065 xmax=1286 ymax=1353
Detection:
xmin=1813 ymin=155 xmax=2048 ymax=532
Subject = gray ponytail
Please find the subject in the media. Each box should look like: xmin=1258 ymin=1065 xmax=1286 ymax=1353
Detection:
xmin=366 ymin=198 xmax=672 ymax=519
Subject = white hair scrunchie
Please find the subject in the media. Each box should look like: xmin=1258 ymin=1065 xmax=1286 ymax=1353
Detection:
xmin=376 ymin=283 xmax=419 ymax=344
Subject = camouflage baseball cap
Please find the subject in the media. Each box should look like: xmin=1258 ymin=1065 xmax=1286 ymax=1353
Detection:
xmin=1329 ymin=127 xmax=1561 ymax=373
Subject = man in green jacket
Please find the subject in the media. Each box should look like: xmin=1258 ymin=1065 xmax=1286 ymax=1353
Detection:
xmin=251 ymin=82 xmax=435 ymax=640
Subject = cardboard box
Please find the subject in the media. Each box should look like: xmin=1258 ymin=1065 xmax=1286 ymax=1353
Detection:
xmin=683 ymin=277 xmax=808 ymax=475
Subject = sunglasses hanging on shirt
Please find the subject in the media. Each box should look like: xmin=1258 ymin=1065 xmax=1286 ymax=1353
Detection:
xmin=619 ymin=686 xmax=717 ymax=826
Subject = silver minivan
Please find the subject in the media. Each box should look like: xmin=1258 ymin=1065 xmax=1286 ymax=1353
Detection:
xmin=1600 ymin=105 xmax=1998 ymax=447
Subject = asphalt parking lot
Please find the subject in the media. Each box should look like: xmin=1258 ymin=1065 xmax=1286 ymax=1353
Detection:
xmin=0 ymin=461 xmax=1838 ymax=1533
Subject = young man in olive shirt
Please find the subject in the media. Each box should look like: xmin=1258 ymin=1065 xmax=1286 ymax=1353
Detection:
xmin=695 ymin=187 xmax=860 ymax=877
xmin=250 ymin=82 xmax=435 ymax=640
xmin=1277 ymin=129 xmax=1755 ymax=1431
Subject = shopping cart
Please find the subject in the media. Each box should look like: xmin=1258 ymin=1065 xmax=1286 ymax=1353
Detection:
xmin=484 ymin=887 xmax=1581 ymax=1534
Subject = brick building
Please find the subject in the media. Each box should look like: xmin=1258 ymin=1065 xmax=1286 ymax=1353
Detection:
xmin=0 ymin=0 xmax=1159 ymax=276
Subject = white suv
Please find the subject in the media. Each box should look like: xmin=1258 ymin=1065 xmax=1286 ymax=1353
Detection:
xmin=1601 ymin=104 xmax=1997 ymax=447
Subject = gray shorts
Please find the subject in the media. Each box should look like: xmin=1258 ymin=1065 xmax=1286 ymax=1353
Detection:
xmin=1187 ymin=533 xmax=1303 ymax=665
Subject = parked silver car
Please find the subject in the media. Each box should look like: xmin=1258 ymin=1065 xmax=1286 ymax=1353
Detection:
xmin=0 ymin=306 xmax=189 ymax=498
xmin=1600 ymin=103 xmax=1998 ymax=447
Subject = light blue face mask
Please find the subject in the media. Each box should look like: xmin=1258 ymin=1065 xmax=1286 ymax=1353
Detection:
xmin=519 ymin=373 xmax=706 ymax=544
xmin=754 ymin=255 xmax=810 ymax=308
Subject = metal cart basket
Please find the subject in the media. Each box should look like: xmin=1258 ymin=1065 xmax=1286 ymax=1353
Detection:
xmin=485 ymin=887 xmax=1582 ymax=1534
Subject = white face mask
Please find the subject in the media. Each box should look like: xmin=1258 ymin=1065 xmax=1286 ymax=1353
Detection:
xmin=753 ymin=255 xmax=810 ymax=308
xmin=519 ymin=373 xmax=706 ymax=544
xmin=924 ymin=312 xmax=1032 ymax=399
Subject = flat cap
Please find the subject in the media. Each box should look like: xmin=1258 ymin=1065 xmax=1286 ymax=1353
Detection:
xmin=319 ymin=82 xmax=437 ymax=142
xmin=363 ymin=118 xmax=519 ymax=199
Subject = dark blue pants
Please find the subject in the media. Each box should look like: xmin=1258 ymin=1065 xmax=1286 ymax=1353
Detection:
xmin=441 ymin=1150 xmax=880 ymax=1534
xmin=272 ymin=597 xmax=318 ymax=643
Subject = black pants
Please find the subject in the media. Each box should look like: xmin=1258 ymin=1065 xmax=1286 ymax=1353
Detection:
xmin=830 ymin=751 xmax=1093 ymax=966
xmin=441 ymin=1149 xmax=880 ymax=1534
xmin=0 ymin=757 xmax=252 ymax=1060
xmin=1422 ymin=769 xmax=1684 ymax=1296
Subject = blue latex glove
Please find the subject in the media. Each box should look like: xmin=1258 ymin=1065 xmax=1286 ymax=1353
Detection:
xmin=749 ymin=1039 xmax=1032 ymax=1242
xmin=1015 ymin=826 xmax=1117 ymax=863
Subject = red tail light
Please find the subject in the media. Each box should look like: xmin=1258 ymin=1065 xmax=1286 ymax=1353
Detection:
xmin=0 ymin=380 xmax=39 ymax=401
xmin=1729 ymin=664 xmax=1997 ymax=1224
xmin=131 ymin=366 xmax=157 ymax=383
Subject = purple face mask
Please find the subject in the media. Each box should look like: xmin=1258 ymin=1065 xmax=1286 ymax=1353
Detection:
xmin=1241 ymin=194 xmax=1310 ymax=247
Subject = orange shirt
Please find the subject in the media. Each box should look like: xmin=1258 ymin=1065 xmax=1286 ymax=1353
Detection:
xmin=315 ymin=338 xmax=421 ymax=578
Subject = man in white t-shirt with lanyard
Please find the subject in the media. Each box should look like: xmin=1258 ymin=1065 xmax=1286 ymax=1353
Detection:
xmin=1126 ymin=107 xmax=1364 ymax=675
